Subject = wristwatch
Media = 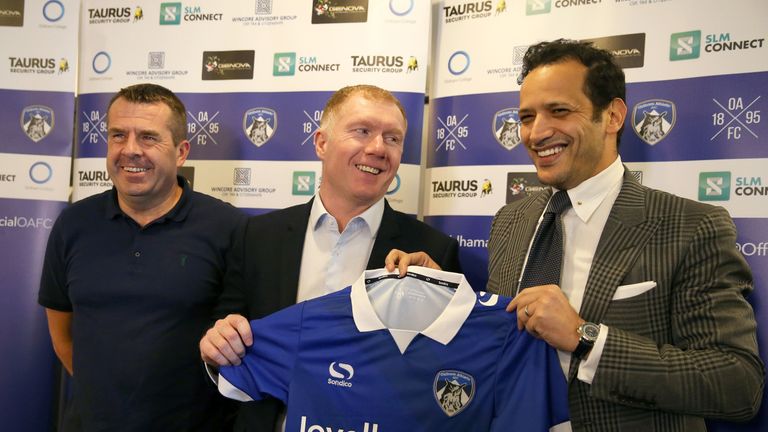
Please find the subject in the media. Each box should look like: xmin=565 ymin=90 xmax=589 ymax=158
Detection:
xmin=573 ymin=322 xmax=600 ymax=359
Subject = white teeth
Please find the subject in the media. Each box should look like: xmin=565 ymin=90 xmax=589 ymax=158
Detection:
xmin=356 ymin=165 xmax=380 ymax=175
xmin=537 ymin=146 xmax=564 ymax=157
xmin=124 ymin=167 xmax=148 ymax=173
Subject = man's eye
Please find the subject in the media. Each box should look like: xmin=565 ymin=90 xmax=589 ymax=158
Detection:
xmin=385 ymin=136 xmax=401 ymax=145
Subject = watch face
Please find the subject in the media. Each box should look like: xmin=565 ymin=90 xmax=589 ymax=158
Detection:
xmin=581 ymin=323 xmax=600 ymax=340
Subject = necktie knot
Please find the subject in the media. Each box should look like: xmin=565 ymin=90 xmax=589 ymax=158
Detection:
xmin=547 ymin=190 xmax=571 ymax=215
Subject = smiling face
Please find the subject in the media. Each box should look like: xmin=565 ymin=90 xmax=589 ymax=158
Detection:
xmin=518 ymin=59 xmax=624 ymax=190
xmin=106 ymin=98 xmax=189 ymax=213
xmin=314 ymin=92 xmax=405 ymax=212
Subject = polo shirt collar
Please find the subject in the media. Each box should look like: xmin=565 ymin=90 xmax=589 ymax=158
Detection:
xmin=558 ymin=156 xmax=624 ymax=223
xmin=105 ymin=175 xmax=192 ymax=224
xmin=351 ymin=266 xmax=476 ymax=349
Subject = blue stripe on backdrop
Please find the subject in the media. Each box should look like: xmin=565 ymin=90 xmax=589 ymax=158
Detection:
xmin=0 ymin=198 xmax=67 ymax=431
xmin=427 ymin=71 xmax=767 ymax=168
xmin=76 ymin=91 xmax=425 ymax=164
xmin=0 ymin=89 xmax=75 ymax=157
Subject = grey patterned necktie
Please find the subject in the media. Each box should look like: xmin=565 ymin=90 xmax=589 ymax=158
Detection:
xmin=519 ymin=190 xmax=572 ymax=290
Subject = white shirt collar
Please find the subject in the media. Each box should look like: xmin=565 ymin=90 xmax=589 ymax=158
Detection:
xmin=350 ymin=267 xmax=476 ymax=352
xmin=559 ymin=156 xmax=624 ymax=223
xmin=309 ymin=194 xmax=385 ymax=234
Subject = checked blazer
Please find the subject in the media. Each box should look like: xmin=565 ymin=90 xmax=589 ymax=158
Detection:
xmin=487 ymin=169 xmax=764 ymax=431
xmin=212 ymin=197 xmax=461 ymax=432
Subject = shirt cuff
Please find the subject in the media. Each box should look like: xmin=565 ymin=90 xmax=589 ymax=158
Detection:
xmin=576 ymin=324 xmax=609 ymax=384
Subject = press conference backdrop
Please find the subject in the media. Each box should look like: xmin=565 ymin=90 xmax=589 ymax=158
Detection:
xmin=73 ymin=0 xmax=430 ymax=215
xmin=0 ymin=0 xmax=78 ymax=430
xmin=1 ymin=0 xmax=766 ymax=430
xmin=424 ymin=0 xmax=767 ymax=430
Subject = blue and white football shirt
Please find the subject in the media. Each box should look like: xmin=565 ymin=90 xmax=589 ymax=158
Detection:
xmin=218 ymin=267 xmax=570 ymax=431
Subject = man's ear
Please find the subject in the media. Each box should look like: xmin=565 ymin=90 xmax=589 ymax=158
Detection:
xmin=606 ymin=98 xmax=627 ymax=134
xmin=314 ymin=129 xmax=327 ymax=161
xmin=176 ymin=140 xmax=190 ymax=166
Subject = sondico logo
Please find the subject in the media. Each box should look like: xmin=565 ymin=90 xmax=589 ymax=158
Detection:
xmin=699 ymin=171 xmax=730 ymax=201
xmin=670 ymin=30 xmax=701 ymax=61
xmin=328 ymin=362 xmax=354 ymax=387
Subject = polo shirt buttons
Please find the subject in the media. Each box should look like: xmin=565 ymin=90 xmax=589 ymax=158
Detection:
xmin=134 ymin=251 xmax=141 ymax=257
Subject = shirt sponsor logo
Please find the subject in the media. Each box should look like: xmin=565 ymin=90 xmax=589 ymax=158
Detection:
xmin=298 ymin=416 xmax=379 ymax=432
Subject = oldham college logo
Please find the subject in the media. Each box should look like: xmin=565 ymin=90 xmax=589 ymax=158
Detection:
xmin=433 ymin=370 xmax=474 ymax=417
xmin=632 ymin=99 xmax=676 ymax=146
xmin=493 ymin=108 xmax=522 ymax=150
xmin=21 ymin=105 xmax=54 ymax=142
xmin=243 ymin=108 xmax=277 ymax=147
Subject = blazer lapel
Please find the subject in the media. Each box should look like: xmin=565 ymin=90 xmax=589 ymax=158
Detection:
xmin=492 ymin=190 xmax=551 ymax=296
xmin=277 ymin=199 xmax=313 ymax=308
xmin=578 ymin=170 xmax=663 ymax=324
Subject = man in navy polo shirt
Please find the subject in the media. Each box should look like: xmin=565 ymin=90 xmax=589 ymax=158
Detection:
xmin=38 ymin=84 xmax=245 ymax=431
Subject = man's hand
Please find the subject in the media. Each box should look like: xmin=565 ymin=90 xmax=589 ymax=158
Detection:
xmin=384 ymin=249 xmax=442 ymax=277
xmin=507 ymin=284 xmax=583 ymax=352
xmin=200 ymin=314 xmax=253 ymax=366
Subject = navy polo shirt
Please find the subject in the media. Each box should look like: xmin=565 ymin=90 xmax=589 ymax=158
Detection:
xmin=39 ymin=177 xmax=246 ymax=431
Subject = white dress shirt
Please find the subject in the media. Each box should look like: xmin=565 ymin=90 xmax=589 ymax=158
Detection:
xmin=523 ymin=157 xmax=625 ymax=380
xmin=296 ymin=195 xmax=385 ymax=303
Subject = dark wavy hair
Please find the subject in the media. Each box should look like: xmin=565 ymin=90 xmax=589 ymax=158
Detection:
xmin=107 ymin=83 xmax=188 ymax=145
xmin=519 ymin=39 xmax=626 ymax=144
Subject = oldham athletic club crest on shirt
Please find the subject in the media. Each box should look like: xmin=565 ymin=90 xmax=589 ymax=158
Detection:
xmin=493 ymin=108 xmax=522 ymax=150
xmin=242 ymin=108 xmax=277 ymax=147
xmin=433 ymin=370 xmax=475 ymax=417
xmin=21 ymin=105 xmax=54 ymax=142
xmin=632 ymin=99 xmax=676 ymax=146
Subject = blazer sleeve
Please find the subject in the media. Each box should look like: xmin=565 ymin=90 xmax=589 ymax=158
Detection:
xmin=589 ymin=205 xmax=764 ymax=421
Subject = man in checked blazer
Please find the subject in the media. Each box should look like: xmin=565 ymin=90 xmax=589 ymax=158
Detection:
xmin=199 ymin=85 xmax=461 ymax=431
xmin=488 ymin=40 xmax=763 ymax=430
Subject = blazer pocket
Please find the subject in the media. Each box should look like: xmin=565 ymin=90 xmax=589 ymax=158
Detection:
xmin=612 ymin=281 xmax=657 ymax=300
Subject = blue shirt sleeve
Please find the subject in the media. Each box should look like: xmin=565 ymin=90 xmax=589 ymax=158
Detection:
xmin=219 ymin=301 xmax=305 ymax=402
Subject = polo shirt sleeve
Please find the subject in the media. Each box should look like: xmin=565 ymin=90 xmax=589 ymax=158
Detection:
xmin=491 ymin=328 xmax=571 ymax=431
xmin=218 ymin=301 xmax=304 ymax=403
xmin=38 ymin=215 xmax=72 ymax=311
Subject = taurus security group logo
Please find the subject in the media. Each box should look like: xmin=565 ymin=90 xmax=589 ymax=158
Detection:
xmin=243 ymin=108 xmax=277 ymax=147
xmin=632 ymin=100 xmax=676 ymax=146
xmin=21 ymin=106 xmax=54 ymax=142
xmin=434 ymin=370 xmax=474 ymax=417
xmin=493 ymin=108 xmax=522 ymax=150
